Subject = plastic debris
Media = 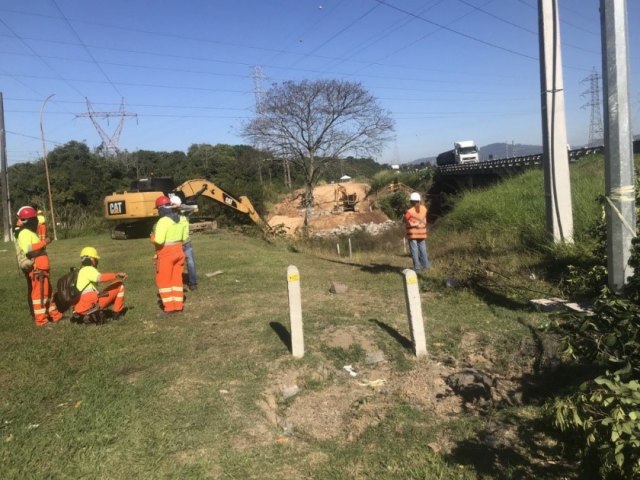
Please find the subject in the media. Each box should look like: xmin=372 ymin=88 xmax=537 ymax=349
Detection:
xmin=343 ymin=365 xmax=358 ymax=377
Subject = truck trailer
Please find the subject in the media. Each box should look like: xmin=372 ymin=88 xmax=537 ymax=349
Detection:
xmin=436 ymin=140 xmax=480 ymax=166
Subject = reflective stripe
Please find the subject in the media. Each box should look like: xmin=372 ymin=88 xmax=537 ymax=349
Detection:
xmin=158 ymin=287 xmax=172 ymax=293
xmin=164 ymin=241 xmax=183 ymax=246
xmin=116 ymin=292 xmax=125 ymax=298
xmin=33 ymin=308 xmax=47 ymax=314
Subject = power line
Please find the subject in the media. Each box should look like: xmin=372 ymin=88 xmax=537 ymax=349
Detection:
xmin=372 ymin=0 xmax=538 ymax=61
xmin=50 ymin=0 xmax=123 ymax=98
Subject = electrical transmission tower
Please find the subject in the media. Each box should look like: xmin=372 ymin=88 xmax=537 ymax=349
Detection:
xmin=581 ymin=68 xmax=604 ymax=147
xmin=76 ymin=98 xmax=137 ymax=156
xmin=251 ymin=65 xmax=265 ymax=114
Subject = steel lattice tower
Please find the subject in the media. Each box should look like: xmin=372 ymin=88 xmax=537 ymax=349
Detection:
xmin=581 ymin=68 xmax=604 ymax=147
xmin=252 ymin=65 xmax=265 ymax=114
xmin=76 ymin=97 xmax=137 ymax=156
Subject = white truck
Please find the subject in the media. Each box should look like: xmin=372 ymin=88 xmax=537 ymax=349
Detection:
xmin=436 ymin=140 xmax=480 ymax=166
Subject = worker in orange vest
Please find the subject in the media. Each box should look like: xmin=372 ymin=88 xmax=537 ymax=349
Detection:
xmin=151 ymin=195 xmax=187 ymax=314
xmin=73 ymin=247 xmax=128 ymax=322
xmin=36 ymin=208 xmax=47 ymax=241
xmin=404 ymin=192 xmax=430 ymax=274
xmin=15 ymin=205 xmax=64 ymax=326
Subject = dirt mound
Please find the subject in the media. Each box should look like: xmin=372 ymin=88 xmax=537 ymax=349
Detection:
xmin=267 ymin=182 xmax=391 ymax=235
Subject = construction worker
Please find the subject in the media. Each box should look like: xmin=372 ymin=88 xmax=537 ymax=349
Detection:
xmin=404 ymin=192 xmax=430 ymax=274
xmin=73 ymin=247 xmax=128 ymax=322
xmin=36 ymin=208 xmax=47 ymax=241
xmin=169 ymin=194 xmax=198 ymax=291
xmin=151 ymin=195 xmax=187 ymax=314
xmin=15 ymin=205 xmax=64 ymax=326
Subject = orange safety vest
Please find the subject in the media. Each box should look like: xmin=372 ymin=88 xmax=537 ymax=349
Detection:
xmin=405 ymin=205 xmax=428 ymax=240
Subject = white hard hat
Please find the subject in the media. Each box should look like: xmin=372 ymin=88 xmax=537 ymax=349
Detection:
xmin=168 ymin=194 xmax=182 ymax=207
xmin=410 ymin=192 xmax=421 ymax=202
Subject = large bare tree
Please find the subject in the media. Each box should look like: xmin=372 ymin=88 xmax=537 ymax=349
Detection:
xmin=242 ymin=79 xmax=394 ymax=210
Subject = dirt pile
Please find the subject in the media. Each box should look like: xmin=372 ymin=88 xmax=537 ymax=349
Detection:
xmin=267 ymin=182 xmax=393 ymax=236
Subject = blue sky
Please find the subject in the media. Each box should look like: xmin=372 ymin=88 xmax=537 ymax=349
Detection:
xmin=1 ymin=0 xmax=638 ymax=165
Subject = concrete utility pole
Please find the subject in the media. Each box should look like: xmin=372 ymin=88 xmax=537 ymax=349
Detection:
xmin=600 ymin=0 xmax=636 ymax=293
xmin=0 ymin=92 xmax=12 ymax=242
xmin=40 ymin=94 xmax=58 ymax=241
xmin=538 ymin=0 xmax=574 ymax=243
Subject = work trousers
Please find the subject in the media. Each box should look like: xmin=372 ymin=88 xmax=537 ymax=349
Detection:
xmin=27 ymin=269 xmax=63 ymax=326
xmin=409 ymin=238 xmax=430 ymax=273
xmin=74 ymin=282 xmax=125 ymax=316
xmin=183 ymin=241 xmax=197 ymax=288
xmin=156 ymin=244 xmax=185 ymax=312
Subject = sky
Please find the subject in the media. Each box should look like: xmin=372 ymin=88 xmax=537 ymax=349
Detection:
xmin=0 ymin=0 xmax=638 ymax=166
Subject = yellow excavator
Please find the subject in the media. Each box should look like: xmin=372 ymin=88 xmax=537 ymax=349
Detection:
xmin=104 ymin=177 xmax=268 ymax=239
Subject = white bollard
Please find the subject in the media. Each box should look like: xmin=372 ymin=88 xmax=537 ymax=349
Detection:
xmin=403 ymin=238 xmax=407 ymax=254
xmin=287 ymin=265 xmax=304 ymax=358
xmin=336 ymin=244 xmax=341 ymax=256
xmin=348 ymin=238 xmax=352 ymax=259
xmin=402 ymin=269 xmax=427 ymax=357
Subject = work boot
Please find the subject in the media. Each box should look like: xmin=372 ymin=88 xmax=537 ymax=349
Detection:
xmin=189 ymin=284 xmax=197 ymax=291
xmin=111 ymin=307 xmax=128 ymax=321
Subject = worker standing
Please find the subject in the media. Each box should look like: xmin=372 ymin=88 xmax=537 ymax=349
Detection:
xmin=151 ymin=195 xmax=187 ymax=314
xmin=36 ymin=208 xmax=47 ymax=241
xmin=73 ymin=247 xmax=128 ymax=322
xmin=169 ymin=194 xmax=198 ymax=291
xmin=15 ymin=205 xmax=64 ymax=326
xmin=404 ymin=192 xmax=430 ymax=274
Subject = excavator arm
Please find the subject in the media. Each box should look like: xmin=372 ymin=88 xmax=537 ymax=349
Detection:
xmin=174 ymin=179 xmax=269 ymax=230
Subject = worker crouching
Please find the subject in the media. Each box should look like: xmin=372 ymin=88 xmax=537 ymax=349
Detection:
xmin=16 ymin=205 xmax=64 ymax=326
xmin=151 ymin=195 xmax=187 ymax=314
xmin=73 ymin=247 xmax=128 ymax=323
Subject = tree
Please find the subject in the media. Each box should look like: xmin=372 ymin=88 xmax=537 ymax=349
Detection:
xmin=242 ymin=79 xmax=394 ymax=216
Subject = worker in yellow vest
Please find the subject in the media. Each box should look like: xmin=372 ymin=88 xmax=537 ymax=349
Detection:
xmin=16 ymin=205 xmax=64 ymax=326
xmin=36 ymin=208 xmax=47 ymax=241
xmin=404 ymin=192 xmax=430 ymax=274
xmin=151 ymin=195 xmax=187 ymax=314
xmin=73 ymin=247 xmax=128 ymax=322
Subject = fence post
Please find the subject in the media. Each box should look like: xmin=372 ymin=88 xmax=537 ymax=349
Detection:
xmin=287 ymin=265 xmax=304 ymax=358
xmin=402 ymin=269 xmax=427 ymax=357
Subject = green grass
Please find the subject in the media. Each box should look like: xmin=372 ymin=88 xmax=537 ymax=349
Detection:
xmin=1 ymin=156 xmax=618 ymax=479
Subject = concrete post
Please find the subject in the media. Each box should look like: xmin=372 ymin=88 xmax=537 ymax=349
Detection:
xmin=287 ymin=265 xmax=304 ymax=358
xmin=600 ymin=0 xmax=636 ymax=293
xmin=538 ymin=0 xmax=574 ymax=243
xmin=402 ymin=269 xmax=427 ymax=357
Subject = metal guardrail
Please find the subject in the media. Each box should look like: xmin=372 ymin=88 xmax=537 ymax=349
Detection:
xmin=436 ymin=145 xmax=605 ymax=176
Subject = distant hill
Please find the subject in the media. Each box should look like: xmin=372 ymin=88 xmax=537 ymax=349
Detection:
xmin=480 ymin=143 xmax=542 ymax=161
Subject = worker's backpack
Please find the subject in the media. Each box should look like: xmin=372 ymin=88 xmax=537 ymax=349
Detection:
xmin=15 ymin=242 xmax=34 ymax=273
xmin=54 ymin=267 xmax=81 ymax=313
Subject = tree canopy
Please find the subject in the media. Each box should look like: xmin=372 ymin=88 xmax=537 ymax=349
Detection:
xmin=242 ymin=79 xmax=394 ymax=208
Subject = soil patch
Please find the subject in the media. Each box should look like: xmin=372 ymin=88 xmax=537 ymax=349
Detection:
xmin=267 ymin=182 xmax=391 ymax=235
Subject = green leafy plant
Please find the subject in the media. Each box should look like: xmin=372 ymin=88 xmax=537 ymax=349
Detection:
xmin=551 ymin=169 xmax=640 ymax=478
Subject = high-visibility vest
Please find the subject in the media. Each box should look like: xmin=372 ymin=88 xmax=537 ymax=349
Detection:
xmin=405 ymin=206 xmax=428 ymax=240
xmin=152 ymin=216 xmax=185 ymax=245
xmin=17 ymin=228 xmax=50 ymax=270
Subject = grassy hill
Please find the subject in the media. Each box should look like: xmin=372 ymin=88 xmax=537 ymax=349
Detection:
xmin=0 ymin=154 xmax=612 ymax=479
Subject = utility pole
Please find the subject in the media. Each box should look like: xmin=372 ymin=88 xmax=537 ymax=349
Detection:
xmin=0 ymin=92 xmax=12 ymax=242
xmin=600 ymin=0 xmax=635 ymax=293
xmin=538 ymin=0 xmax=574 ymax=243
xmin=40 ymin=94 xmax=57 ymax=241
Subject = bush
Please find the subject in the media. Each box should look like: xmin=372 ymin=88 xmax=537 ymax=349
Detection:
xmin=550 ymin=166 xmax=640 ymax=478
